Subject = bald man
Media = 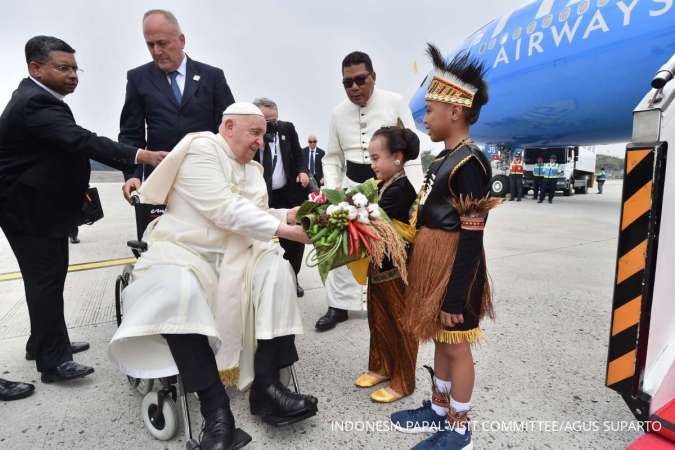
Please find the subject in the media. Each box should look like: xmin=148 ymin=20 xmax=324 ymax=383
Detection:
xmin=120 ymin=9 xmax=235 ymax=200
xmin=303 ymin=135 xmax=325 ymax=188
xmin=110 ymin=103 xmax=318 ymax=449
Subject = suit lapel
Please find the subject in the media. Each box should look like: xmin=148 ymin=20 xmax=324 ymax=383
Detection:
xmin=181 ymin=58 xmax=200 ymax=109
xmin=149 ymin=64 xmax=179 ymax=108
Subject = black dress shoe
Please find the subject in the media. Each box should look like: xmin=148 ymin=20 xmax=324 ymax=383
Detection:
xmin=200 ymin=408 xmax=252 ymax=450
xmin=315 ymin=307 xmax=348 ymax=331
xmin=279 ymin=383 xmax=318 ymax=406
xmin=41 ymin=361 xmax=94 ymax=384
xmin=0 ymin=378 xmax=35 ymax=401
xmin=26 ymin=341 xmax=90 ymax=361
xmin=250 ymin=381 xmax=317 ymax=426
xmin=296 ymin=285 xmax=304 ymax=298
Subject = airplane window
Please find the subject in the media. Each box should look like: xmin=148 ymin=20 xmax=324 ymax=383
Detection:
xmin=488 ymin=38 xmax=496 ymax=50
xmin=542 ymin=15 xmax=553 ymax=28
xmin=597 ymin=0 xmax=609 ymax=7
xmin=578 ymin=0 xmax=590 ymax=15
xmin=559 ymin=7 xmax=570 ymax=22
xmin=500 ymin=33 xmax=509 ymax=45
xmin=479 ymin=43 xmax=487 ymax=53
xmin=527 ymin=21 xmax=537 ymax=34
xmin=512 ymin=26 xmax=522 ymax=40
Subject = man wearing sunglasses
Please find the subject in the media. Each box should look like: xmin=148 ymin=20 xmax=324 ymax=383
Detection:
xmin=316 ymin=51 xmax=423 ymax=332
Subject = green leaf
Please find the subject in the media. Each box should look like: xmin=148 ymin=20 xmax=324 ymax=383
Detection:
xmin=322 ymin=189 xmax=345 ymax=205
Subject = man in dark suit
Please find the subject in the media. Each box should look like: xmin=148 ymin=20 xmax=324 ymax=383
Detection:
xmin=0 ymin=36 xmax=165 ymax=386
xmin=253 ymin=98 xmax=310 ymax=297
xmin=120 ymin=9 xmax=235 ymax=200
xmin=303 ymin=135 xmax=325 ymax=188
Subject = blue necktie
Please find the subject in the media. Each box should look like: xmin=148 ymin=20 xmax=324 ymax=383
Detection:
xmin=169 ymin=71 xmax=182 ymax=105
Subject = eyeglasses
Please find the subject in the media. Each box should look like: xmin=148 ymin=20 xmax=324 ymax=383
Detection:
xmin=34 ymin=61 xmax=83 ymax=74
xmin=342 ymin=73 xmax=370 ymax=89
xmin=308 ymin=140 xmax=317 ymax=143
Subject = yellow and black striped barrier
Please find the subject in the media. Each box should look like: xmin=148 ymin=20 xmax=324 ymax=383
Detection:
xmin=606 ymin=143 xmax=667 ymax=418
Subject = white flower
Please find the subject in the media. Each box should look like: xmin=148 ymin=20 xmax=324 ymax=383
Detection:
xmin=326 ymin=205 xmax=338 ymax=216
xmin=346 ymin=205 xmax=358 ymax=221
xmin=357 ymin=208 xmax=370 ymax=224
xmin=367 ymin=204 xmax=382 ymax=218
xmin=338 ymin=201 xmax=350 ymax=210
xmin=352 ymin=193 xmax=369 ymax=208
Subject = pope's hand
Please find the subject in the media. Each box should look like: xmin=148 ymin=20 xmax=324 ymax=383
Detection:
xmin=286 ymin=206 xmax=300 ymax=224
xmin=297 ymin=172 xmax=309 ymax=188
xmin=122 ymin=178 xmax=142 ymax=203
xmin=277 ymin=223 xmax=310 ymax=244
xmin=137 ymin=149 xmax=169 ymax=167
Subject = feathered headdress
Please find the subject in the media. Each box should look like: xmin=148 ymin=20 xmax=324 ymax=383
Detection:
xmin=425 ymin=43 xmax=487 ymax=108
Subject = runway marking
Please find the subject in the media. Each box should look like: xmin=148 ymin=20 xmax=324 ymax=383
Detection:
xmin=0 ymin=257 xmax=136 ymax=282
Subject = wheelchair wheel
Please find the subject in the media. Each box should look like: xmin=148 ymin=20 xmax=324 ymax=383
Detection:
xmin=141 ymin=391 xmax=179 ymax=441
xmin=114 ymin=264 xmax=133 ymax=326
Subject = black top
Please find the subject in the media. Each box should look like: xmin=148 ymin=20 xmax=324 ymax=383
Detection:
xmin=416 ymin=143 xmax=491 ymax=231
xmin=0 ymin=78 xmax=137 ymax=237
xmin=118 ymin=57 xmax=235 ymax=180
xmin=378 ymin=174 xmax=416 ymax=272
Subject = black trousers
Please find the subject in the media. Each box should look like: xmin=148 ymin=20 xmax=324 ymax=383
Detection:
xmin=532 ymin=177 xmax=543 ymax=199
xmin=3 ymin=230 xmax=72 ymax=372
xmin=164 ymin=333 xmax=298 ymax=391
xmin=509 ymin=174 xmax=523 ymax=200
xmin=540 ymin=179 xmax=557 ymax=202
xmin=269 ymin=184 xmax=305 ymax=275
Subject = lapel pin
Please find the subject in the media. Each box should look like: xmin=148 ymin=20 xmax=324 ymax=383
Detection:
xmin=281 ymin=135 xmax=286 ymax=141
xmin=193 ymin=75 xmax=201 ymax=81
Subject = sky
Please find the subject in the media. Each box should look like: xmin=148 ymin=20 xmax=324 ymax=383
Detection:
xmin=0 ymin=0 xmax=626 ymax=157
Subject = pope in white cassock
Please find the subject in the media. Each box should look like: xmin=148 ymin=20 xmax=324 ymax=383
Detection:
xmin=108 ymin=103 xmax=318 ymax=450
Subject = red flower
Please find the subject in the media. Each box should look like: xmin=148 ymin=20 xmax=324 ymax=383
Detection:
xmin=309 ymin=192 xmax=327 ymax=204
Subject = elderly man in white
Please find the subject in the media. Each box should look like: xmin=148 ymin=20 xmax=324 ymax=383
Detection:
xmin=109 ymin=103 xmax=318 ymax=450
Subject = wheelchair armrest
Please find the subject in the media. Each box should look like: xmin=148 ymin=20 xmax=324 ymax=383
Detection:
xmin=127 ymin=240 xmax=148 ymax=252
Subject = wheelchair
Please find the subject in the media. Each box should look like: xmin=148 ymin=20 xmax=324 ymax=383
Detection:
xmin=114 ymin=194 xmax=302 ymax=447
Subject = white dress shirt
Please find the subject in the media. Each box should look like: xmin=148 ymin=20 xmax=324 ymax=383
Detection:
xmin=323 ymin=88 xmax=423 ymax=190
xmin=29 ymin=76 xmax=64 ymax=100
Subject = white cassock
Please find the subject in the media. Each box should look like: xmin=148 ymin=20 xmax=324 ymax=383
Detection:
xmin=108 ymin=131 xmax=303 ymax=390
xmin=322 ymin=88 xmax=424 ymax=311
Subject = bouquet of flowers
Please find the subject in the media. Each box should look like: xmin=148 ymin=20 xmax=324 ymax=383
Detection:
xmin=296 ymin=179 xmax=408 ymax=283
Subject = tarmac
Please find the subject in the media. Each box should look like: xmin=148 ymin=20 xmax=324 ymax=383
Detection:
xmin=0 ymin=176 xmax=642 ymax=449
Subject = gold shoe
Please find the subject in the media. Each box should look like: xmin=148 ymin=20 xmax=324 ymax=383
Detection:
xmin=355 ymin=372 xmax=388 ymax=388
xmin=371 ymin=387 xmax=405 ymax=403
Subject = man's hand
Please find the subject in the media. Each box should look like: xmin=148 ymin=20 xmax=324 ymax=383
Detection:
xmin=122 ymin=178 xmax=142 ymax=203
xmin=440 ymin=311 xmax=464 ymax=328
xmin=277 ymin=223 xmax=311 ymax=244
xmin=320 ymin=178 xmax=324 ymax=186
xmin=137 ymin=149 xmax=169 ymax=167
xmin=296 ymin=172 xmax=309 ymax=188
xmin=286 ymin=206 xmax=300 ymax=225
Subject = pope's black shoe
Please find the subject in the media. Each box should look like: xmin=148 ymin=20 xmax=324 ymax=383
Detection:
xmin=0 ymin=378 xmax=35 ymax=401
xmin=314 ymin=307 xmax=348 ymax=331
xmin=40 ymin=361 xmax=94 ymax=384
xmin=200 ymin=408 xmax=251 ymax=450
xmin=250 ymin=380 xmax=318 ymax=426
xmin=26 ymin=341 xmax=90 ymax=361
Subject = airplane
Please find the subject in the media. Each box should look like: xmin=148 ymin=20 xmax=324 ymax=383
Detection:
xmin=410 ymin=1 xmax=675 ymax=448
xmin=409 ymin=0 xmax=675 ymax=147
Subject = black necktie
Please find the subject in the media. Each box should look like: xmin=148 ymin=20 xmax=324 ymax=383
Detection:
xmin=309 ymin=150 xmax=315 ymax=175
xmin=263 ymin=142 xmax=273 ymax=177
